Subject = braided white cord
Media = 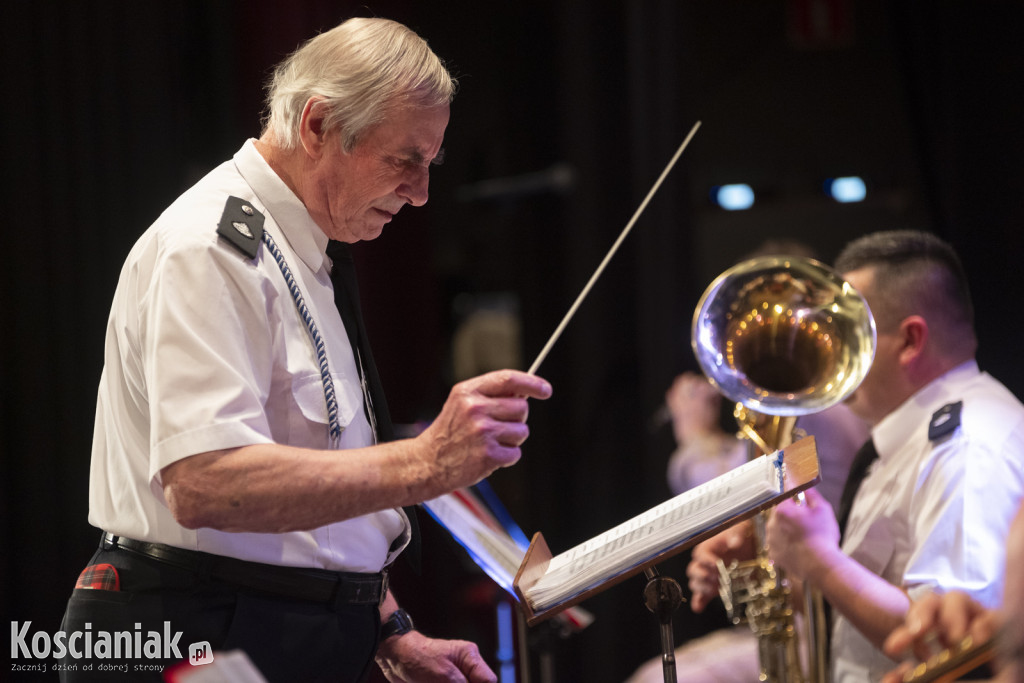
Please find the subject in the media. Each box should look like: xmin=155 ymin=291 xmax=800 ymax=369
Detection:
xmin=261 ymin=231 xmax=342 ymax=445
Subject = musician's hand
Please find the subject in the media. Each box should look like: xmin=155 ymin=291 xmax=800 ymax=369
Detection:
xmin=765 ymin=487 xmax=839 ymax=581
xmin=687 ymin=520 xmax=755 ymax=613
xmin=665 ymin=372 xmax=722 ymax=445
xmin=880 ymin=591 xmax=1001 ymax=683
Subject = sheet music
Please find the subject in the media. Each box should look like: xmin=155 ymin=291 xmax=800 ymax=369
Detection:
xmin=526 ymin=452 xmax=783 ymax=611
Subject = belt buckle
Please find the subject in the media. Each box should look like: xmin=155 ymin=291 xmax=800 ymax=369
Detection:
xmin=379 ymin=570 xmax=389 ymax=607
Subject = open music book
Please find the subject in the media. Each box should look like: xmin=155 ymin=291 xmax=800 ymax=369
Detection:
xmin=513 ymin=436 xmax=819 ymax=624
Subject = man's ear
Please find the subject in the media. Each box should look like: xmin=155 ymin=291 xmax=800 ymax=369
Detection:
xmin=897 ymin=315 xmax=929 ymax=364
xmin=298 ymin=96 xmax=328 ymax=159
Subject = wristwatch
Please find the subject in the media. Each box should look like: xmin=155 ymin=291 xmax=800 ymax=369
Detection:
xmin=380 ymin=608 xmax=415 ymax=640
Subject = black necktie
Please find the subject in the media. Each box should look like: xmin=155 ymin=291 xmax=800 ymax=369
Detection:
xmin=326 ymin=240 xmax=421 ymax=570
xmin=326 ymin=241 xmax=391 ymax=441
xmin=836 ymin=438 xmax=879 ymax=541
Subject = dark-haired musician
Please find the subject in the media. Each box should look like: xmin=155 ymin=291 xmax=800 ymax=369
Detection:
xmin=689 ymin=230 xmax=1024 ymax=682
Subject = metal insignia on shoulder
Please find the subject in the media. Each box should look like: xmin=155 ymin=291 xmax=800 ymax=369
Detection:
xmin=232 ymin=221 xmax=254 ymax=239
xmin=216 ymin=196 xmax=265 ymax=259
xmin=928 ymin=401 xmax=963 ymax=441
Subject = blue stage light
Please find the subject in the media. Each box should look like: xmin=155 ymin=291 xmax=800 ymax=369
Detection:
xmin=712 ymin=183 xmax=755 ymax=210
xmin=825 ymin=176 xmax=866 ymax=203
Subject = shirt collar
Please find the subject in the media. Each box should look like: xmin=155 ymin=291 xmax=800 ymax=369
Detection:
xmin=871 ymin=359 xmax=979 ymax=460
xmin=233 ymin=139 xmax=329 ymax=272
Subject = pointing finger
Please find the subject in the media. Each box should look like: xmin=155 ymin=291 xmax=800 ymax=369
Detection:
xmin=470 ymin=370 xmax=553 ymax=400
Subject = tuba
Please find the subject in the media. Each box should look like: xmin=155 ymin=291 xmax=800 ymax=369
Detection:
xmin=691 ymin=256 xmax=876 ymax=683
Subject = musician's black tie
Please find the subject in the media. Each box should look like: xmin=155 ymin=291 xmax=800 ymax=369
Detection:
xmin=836 ymin=438 xmax=879 ymax=542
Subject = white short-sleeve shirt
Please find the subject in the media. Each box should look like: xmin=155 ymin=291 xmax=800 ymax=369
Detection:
xmin=831 ymin=360 xmax=1024 ymax=682
xmin=88 ymin=140 xmax=409 ymax=572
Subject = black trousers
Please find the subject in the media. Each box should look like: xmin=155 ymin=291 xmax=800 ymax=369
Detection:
xmin=59 ymin=546 xmax=381 ymax=682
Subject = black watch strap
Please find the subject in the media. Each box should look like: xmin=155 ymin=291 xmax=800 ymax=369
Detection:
xmin=381 ymin=608 xmax=415 ymax=640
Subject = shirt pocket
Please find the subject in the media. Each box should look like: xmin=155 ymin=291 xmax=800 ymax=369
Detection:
xmin=290 ymin=372 xmax=361 ymax=443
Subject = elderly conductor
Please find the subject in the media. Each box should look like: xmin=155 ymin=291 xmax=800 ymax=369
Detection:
xmin=60 ymin=17 xmax=552 ymax=683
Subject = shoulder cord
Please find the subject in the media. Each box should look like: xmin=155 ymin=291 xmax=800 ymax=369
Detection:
xmin=260 ymin=231 xmax=342 ymax=447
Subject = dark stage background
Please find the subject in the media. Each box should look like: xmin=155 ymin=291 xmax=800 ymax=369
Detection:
xmin=3 ymin=1 xmax=1023 ymax=681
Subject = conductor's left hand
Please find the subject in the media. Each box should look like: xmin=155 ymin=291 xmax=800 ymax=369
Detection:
xmin=376 ymin=631 xmax=497 ymax=683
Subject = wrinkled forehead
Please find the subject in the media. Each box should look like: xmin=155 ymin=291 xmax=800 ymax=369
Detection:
xmin=367 ymin=103 xmax=449 ymax=156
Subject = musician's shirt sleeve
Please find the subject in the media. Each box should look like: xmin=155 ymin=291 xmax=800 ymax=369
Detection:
xmin=844 ymin=361 xmax=1024 ymax=610
xmin=834 ymin=361 xmax=1024 ymax=683
xmin=902 ymin=421 xmax=1024 ymax=607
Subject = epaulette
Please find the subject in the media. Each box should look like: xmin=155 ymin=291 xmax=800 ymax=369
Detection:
xmin=928 ymin=401 xmax=963 ymax=441
xmin=216 ymin=196 xmax=265 ymax=260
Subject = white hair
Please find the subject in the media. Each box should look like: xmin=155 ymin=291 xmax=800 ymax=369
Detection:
xmin=263 ymin=17 xmax=456 ymax=151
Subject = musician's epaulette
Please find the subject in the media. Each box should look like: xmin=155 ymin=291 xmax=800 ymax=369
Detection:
xmin=216 ymin=196 xmax=265 ymax=260
xmin=928 ymin=401 xmax=962 ymax=441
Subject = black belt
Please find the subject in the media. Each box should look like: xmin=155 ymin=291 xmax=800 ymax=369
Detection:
xmin=101 ymin=533 xmax=387 ymax=607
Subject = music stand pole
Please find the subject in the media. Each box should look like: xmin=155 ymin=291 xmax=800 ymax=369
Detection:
xmin=643 ymin=567 xmax=683 ymax=683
